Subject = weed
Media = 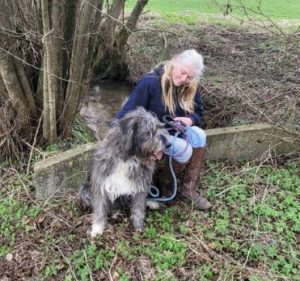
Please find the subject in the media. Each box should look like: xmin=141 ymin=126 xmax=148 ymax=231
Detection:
xmin=141 ymin=234 xmax=187 ymax=270
xmin=1 ymin=159 xmax=299 ymax=280
xmin=71 ymin=116 xmax=95 ymax=145
xmin=43 ymin=263 xmax=58 ymax=278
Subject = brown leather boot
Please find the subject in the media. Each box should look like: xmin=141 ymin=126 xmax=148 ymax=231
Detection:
xmin=181 ymin=147 xmax=212 ymax=210
xmin=155 ymin=158 xmax=186 ymax=197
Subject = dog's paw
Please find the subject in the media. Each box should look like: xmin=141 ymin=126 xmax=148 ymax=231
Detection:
xmin=146 ymin=200 xmax=164 ymax=210
xmin=90 ymin=223 xmax=105 ymax=237
xmin=133 ymin=227 xmax=143 ymax=233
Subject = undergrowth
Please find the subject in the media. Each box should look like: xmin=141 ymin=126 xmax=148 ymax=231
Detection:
xmin=0 ymin=158 xmax=299 ymax=280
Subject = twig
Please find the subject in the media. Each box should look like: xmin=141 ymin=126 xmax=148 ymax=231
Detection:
xmin=13 ymin=168 xmax=37 ymax=203
xmin=54 ymin=244 xmax=79 ymax=281
xmin=83 ymin=249 xmax=95 ymax=281
xmin=108 ymin=253 xmax=117 ymax=281
xmin=44 ymin=210 xmax=80 ymax=234
xmin=216 ymin=184 xmax=245 ymax=197
xmin=26 ymin=112 xmax=43 ymax=175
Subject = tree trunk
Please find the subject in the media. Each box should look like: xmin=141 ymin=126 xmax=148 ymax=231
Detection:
xmin=0 ymin=2 xmax=31 ymax=111
xmin=51 ymin=0 xmax=64 ymax=120
xmin=61 ymin=0 xmax=99 ymax=138
xmin=0 ymin=51 xmax=28 ymax=109
xmin=42 ymin=50 xmax=50 ymax=141
xmin=62 ymin=0 xmax=78 ymax=95
xmin=94 ymin=0 xmax=148 ymax=80
xmin=41 ymin=0 xmax=64 ymax=143
xmin=102 ymin=0 xmax=125 ymax=43
xmin=15 ymin=60 xmax=38 ymax=117
xmin=41 ymin=0 xmax=57 ymax=143
xmin=117 ymin=0 xmax=148 ymax=52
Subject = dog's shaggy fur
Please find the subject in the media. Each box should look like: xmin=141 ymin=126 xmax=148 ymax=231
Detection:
xmin=79 ymin=107 xmax=169 ymax=237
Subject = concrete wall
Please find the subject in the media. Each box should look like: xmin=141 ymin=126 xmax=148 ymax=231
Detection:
xmin=34 ymin=143 xmax=96 ymax=200
xmin=34 ymin=124 xmax=300 ymax=199
xmin=206 ymin=124 xmax=299 ymax=161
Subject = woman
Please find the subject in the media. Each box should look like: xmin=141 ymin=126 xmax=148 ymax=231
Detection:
xmin=116 ymin=49 xmax=211 ymax=210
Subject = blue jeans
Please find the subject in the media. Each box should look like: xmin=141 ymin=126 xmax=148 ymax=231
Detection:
xmin=164 ymin=126 xmax=206 ymax=163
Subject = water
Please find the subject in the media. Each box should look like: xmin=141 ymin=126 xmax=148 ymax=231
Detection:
xmin=80 ymin=82 xmax=130 ymax=139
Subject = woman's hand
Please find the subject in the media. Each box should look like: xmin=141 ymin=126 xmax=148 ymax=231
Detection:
xmin=173 ymin=117 xmax=193 ymax=126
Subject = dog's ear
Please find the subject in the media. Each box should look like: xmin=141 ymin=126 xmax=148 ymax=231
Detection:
xmin=119 ymin=117 xmax=139 ymax=156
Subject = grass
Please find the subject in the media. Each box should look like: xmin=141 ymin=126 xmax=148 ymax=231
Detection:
xmin=26 ymin=115 xmax=95 ymax=164
xmin=1 ymin=158 xmax=299 ymax=280
xmin=127 ymin=0 xmax=300 ymax=19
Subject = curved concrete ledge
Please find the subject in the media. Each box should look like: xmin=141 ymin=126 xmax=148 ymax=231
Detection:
xmin=205 ymin=124 xmax=299 ymax=161
xmin=34 ymin=143 xmax=96 ymax=200
xmin=34 ymin=124 xmax=300 ymax=199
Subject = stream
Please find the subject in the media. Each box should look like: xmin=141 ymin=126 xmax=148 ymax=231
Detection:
xmin=80 ymin=82 xmax=130 ymax=139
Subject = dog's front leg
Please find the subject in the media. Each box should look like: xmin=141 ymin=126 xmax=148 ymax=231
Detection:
xmin=130 ymin=192 xmax=147 ymax=231
xmin=91 ymin=199 xmax=108 ymax=237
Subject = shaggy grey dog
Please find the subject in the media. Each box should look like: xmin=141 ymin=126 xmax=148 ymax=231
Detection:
xmin=80 ymin=107 xmax=169 ymax=237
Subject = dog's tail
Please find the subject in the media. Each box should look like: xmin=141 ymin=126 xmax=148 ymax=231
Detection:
xmin=78 ymin=176 xmax=92 ymax=212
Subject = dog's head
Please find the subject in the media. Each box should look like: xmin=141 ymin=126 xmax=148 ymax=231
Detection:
xmin=117 ymin=107 xmax=169 ymax=161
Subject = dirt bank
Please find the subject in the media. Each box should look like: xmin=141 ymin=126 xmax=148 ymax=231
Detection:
xmin=125 ymin=19 xmax=299 ymax=131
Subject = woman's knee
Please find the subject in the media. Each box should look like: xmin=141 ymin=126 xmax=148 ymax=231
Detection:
xmin=164 ymin=136 xmax=192 ymax=163
xmin=173 ymin=142 xmax=193 ymax=163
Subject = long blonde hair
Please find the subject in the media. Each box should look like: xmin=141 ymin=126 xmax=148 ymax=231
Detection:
xmin=160 ymin=50 xmax=204 ymax=116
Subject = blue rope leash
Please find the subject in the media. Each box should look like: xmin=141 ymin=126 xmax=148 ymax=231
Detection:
xmin=147 ymin=125 xmax=187 ymax=202
xmin=148 ymin=115 xmax=202 ymax=202
xmin=148 ymin=114 xmax=197 ymax=202
xmin=148 ymin=131 xmax=181 ymax=202
xmin=148 ymin=154 xmax=177 ymax=202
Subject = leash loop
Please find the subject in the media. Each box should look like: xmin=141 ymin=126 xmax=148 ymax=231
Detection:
xmin=148 ymin=115 xmax=189 ymax=202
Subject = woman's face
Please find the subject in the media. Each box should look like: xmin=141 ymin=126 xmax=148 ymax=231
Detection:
xmin=171 ymin=63 xmax=197 ymax=87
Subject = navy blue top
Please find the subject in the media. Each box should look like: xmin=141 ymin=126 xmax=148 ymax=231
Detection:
xmin=116 ymin=66 xmax=204 ymax=126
